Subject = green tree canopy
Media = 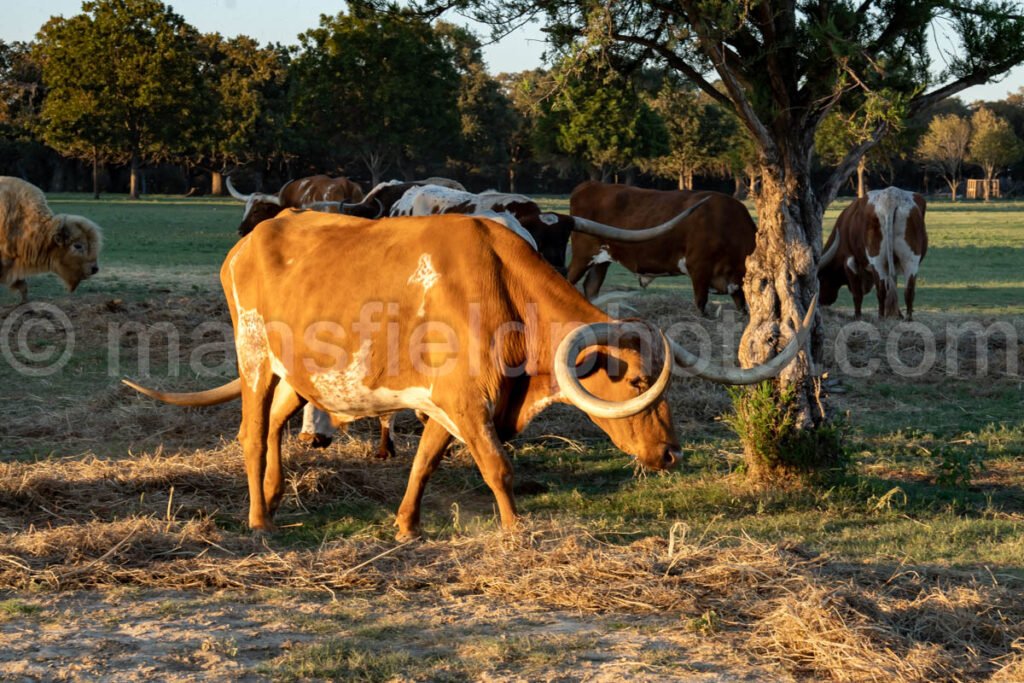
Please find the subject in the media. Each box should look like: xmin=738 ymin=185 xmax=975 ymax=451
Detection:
xmin=35 ymin=0 xmax=203 ymax=198
xmin=191 ymin=33 xmax=290 ymax=190
xmin=644 ymin=79 xmax=735 ymax=190
xmin=543 ymin=56 xmax=667 ymax=180
xmin=290 ymin=4 xmax=460 ymax=185
xmin=967 ymin=106 xmax=1023 ymax=197
xmin=917 ymin=113 xmax=972 ymax=200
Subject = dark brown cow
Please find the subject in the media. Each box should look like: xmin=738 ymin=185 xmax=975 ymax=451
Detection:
xmin=125 ymin=210 xmax=813 ymax=539
xmin=228 ymin=175 xmax=364 ymax=236
xmin=818 ymin=187 xmax=928 ymax=320
xmin=568 ymin=181 xmax=755 ymax=315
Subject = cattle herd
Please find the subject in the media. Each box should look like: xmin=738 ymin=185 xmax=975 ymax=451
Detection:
xmin=1 ymin=173 xmax=928 ymax=538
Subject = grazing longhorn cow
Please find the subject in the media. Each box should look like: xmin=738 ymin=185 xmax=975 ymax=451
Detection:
xmin=228 ymin=174 xmax=364 ymax=236
xmin=125 ymin=210 xmax=812 ymax=539
xmin=568 ymin=181 xmax=756 ymax=315
xmin=818 ymin=187 xmax=927 ymax=320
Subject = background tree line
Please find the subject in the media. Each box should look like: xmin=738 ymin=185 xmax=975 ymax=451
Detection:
xmin=1 ymin=0 xmax=1023 ymax=199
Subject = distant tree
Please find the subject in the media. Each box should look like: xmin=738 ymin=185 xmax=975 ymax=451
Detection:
xmin=192 ymin=34 xmax=289 ymax=194
xmin=815 ymin=90 xmax=909 ymax=197
xmin=35 ymin=0 xmax=203 ymax=198
xmin=645 ymin=80 xmax=733 ymax=190
xmin=545 ymin=57 xmax=667 ymax=181
xmin=967 ymin=107 xmax=1023 ymax=199
xmin=437 ymin=23 xmax=518 ymax=186
xmin=290 ymin=5 xmax=460 ymax=185
xmin=918 ymin=114 xmax=972 ymax=201
xmin=496 ymin=70 xmax=544 ymax=193
xmin=0 ymin=40 xmax=42 ymax=138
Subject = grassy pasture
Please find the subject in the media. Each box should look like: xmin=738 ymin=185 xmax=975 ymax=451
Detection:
xmin=0 ymin=193 xmax=1023 ymax=680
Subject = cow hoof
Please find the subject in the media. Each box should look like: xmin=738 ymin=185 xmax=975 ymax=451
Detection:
xmin=298 ymin=432 xmax=333 ymax=449
xmin=394 ymin=528 xmax=421 ymax=543
xmin=376 ymin=441 xmax=397 ymax=460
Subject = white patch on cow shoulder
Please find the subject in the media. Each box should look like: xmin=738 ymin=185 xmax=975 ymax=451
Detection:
xmin=846 ymin=256 xmax=858 ymax=273
xmin=590 ymin=247 xmax=613 ymax=266
xmin=407 ymin=253 xmax=440 ymax=316
xmin=677 ymin=257 xmax=688 ymax=275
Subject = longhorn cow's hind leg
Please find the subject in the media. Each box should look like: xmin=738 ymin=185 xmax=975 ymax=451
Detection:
xmin=298 ymin=404 xmax=334 ymax=448
xmin=690 ymin=273 xmax=711 ymax=316
xmin=582 ymin=261 xmax=610 ymax=300
xmin=376 ymin=415 xmax=397 ymax=460
xmin=263 ymin=381 xmax=303 ymax=517
xmin=905 ymin=274 xmax=918 ymax=321
xmin=240 ymin=374 xmax=276 ymax=532
xmin=395 ymin=419 xmax=453 ymax=541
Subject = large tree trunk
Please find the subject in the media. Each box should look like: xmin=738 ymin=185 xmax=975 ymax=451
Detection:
xmin=129 ymin=153 xmax=140 ymax=200
xmin=211 ymin=171 xmax=224 ymax=196
xmin=92 ymin=151 xmax=100 ymax=199
xmin=736 ymin=148 xmax=831 ymax=481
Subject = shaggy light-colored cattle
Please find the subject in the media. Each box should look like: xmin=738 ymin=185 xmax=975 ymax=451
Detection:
xmin=0 ymin=176 xmax=102 ymax=302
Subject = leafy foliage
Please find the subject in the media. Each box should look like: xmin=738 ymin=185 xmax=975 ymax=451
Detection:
xmin=967 ymin=107 xmax=1023 ymax=190
xmin=917 ymin=114 xmax=972 ymax=199
xmin=289 ymin=5 xmax=460 ymax=184
xmin=34 ymin=0 xmax=203 ymax=196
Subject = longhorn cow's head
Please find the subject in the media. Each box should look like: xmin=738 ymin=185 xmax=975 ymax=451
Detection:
xmin=226 ymin=176 xmax=284 ymax=237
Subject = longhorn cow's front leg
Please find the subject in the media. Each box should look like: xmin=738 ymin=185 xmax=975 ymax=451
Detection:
xmin=456 ymin=411 xmax=519 ymax=532
xmin=394 ymin=419 xmax=453 ymax=541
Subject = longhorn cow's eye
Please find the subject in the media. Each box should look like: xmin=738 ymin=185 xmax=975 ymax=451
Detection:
xmin=629 ymin=376 xmax=649 ymax=393
xmin=72 ymin=242 xmax=85 ymax=253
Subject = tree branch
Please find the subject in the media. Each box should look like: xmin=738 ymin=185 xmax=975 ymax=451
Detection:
xmin=909 ymin=56 xmax=1024 ymax=115
xmin=817 ymin=121 xmax=888 ymax=210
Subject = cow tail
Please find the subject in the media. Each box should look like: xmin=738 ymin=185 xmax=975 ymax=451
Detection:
xmin=122 ymin=377 xmax=242 ymax=406
xmin=883 ymin=200 xmax=899 ymax=317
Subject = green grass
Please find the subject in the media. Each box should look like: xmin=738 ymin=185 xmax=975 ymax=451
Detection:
xmin=2 ymin=192 xmax=1023 ymax=576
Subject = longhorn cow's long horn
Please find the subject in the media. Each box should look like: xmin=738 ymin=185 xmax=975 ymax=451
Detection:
xmin=554 ymin=322 xmax=673 ymax=419
xmin=340 ymin=196 xmax=384 ymax=219
xmin=123 ymin=378 xmax=242 ymax=406
xmin=571 ymin=196 xmax=712 ymax=242
xmin=671 ymin=295 xmax=818 ymax=385
xmin=225 ymin=175 xmax=250 ymax=202
xmin=818 ymin=231 xmax=840 ymax=271
xmin=226 ymin=175 xmax=282 ymax=206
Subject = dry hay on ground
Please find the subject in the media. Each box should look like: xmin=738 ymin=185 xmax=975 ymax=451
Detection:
xmin=1 ymin=444 xmax=1022 ymax=682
